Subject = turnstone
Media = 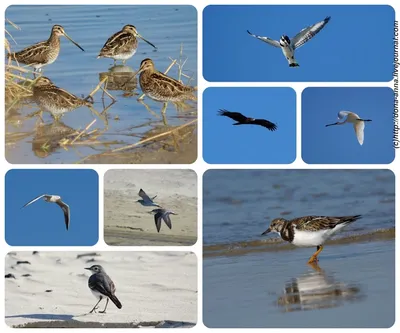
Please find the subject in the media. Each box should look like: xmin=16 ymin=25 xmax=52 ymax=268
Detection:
xmin=326 ymin=111 xmax=372 ymax=146
xmin=136 ymin=188 xmax=160 ymax=207
xmin=261 ymin=215 xmax=362 ymax=263
xmin=22 ymin=194 xmax=70 ymax=230
xmin=218 ymin=109 xmax=277 ymax=131
xmin=247 ymin=16 xmax=330 ymax=67
xmin=150 ymin=208 xmax=177 ymax=233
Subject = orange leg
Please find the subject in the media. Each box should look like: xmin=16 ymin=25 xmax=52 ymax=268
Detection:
xmin=307 ymin=245 xmax=324 ymax=264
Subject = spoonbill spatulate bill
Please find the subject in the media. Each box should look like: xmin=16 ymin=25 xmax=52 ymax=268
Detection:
xmin=325 ymin=111 xmax=372 ymax=145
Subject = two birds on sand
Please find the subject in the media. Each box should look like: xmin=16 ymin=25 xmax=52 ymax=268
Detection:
xmin=8 ymin=24 xmax=196 ymax=121
xmin=136 ymin=188 xmax=177 ymax=233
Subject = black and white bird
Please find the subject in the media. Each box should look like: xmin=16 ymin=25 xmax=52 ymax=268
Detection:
xmin=247 ymin=16 xmax=331 ymax=67
xmin=85 ymin=265 xmax=122 ymax=313
xmin=136 ymin=188 xmax=160 ymax=207
xmin=261 ymin=215 xmax=361 ymax=263
xmin=218 ymin=109 xmax=277 ymax=131
xmin=151 ymin=208 xmax=177 ymax=233
xmin=22 ymin=194 xmax=70 ymax=230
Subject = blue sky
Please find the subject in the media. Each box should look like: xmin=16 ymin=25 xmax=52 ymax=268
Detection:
xmin=302 ymin=87 xmax=395 ymax=164
xmin=5 ymin=169 xmax=99 ymax=246
xmin=203 ymin=5 xmax=394 ymax=82
xmin=203 ymin=88 xmax=296 ymax=164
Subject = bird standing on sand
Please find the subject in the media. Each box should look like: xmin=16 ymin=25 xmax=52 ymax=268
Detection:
xmin=136 ymin=188 xmax=160 ymax=207
xmin=218 ymin=109 xmax=277 ymax=131
xmin=85 ymin=265 xmax=122 ymax=313
xmin=261 ymin=215 xmax=362 ymax=263
xmin=326 ymin=111 xmax=372 ymax=145
xmin=22 ymin=194 xmax=70 ymax=230
xmin=151 ymin=208 xmax=177 ymax=233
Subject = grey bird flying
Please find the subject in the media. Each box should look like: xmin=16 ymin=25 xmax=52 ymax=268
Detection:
xmin=22 ymin=194 xmax=70 ymax=230
xmin=151 ymin=208 xmax=177 ymax=233
xmin=137 ymin=188 xmax=160 ymax=207
xmin=85 ymin=264 xmax=122 ymax=313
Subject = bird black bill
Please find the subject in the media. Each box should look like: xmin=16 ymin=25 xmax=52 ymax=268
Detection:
xmin=261 ymin=227 xmax=271 ymax=235
xmin=139 ymin=35 xmax=157 ymax=49
xmin=63 ymin=33 xmax=85 ymax=52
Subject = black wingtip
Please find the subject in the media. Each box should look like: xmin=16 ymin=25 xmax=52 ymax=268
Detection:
xmin=247 ymin=30 xmax=252 ymax=35
xmin=325 ymin=16 xmax=331 ymax=22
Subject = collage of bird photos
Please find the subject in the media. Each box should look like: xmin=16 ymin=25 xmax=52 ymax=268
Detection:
xmin=2 ymin=2 xmax=397 ymax=331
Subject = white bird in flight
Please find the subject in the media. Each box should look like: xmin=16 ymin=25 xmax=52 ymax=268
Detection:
xmin=325 ymin=111 xmax=372 ymax=145
xmin=247 ymin=16 xmax=331 ymax=67
xmin=22 ymin=194 xmax=70 ymax=230
xmin=136 ymin=188 xmax=160 ymax=207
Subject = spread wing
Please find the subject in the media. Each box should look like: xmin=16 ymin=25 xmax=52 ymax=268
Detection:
xmin=253 ymin=119 xmax=278 ymax=131
xmin=162 ymin=213 xmax=172 ymax=230
xmin=56 ymin=200 xmax=70 ymax=230
xmin=154 ymin=212 xmax=162 ymax=233
xmin=291 ymin=16 xmax=331 ymax=50
xmin=22 ymin=194 xmax=49 ymax=208
xmin=247 ymin=30 xmax=280 ymax=48
xmin=218 ymin=109 xmax=248 ymax=123
xmin=353 ymin=121 xmax=365 ymax=146
xmin=139 ymin=188 xmax=153 ymax=202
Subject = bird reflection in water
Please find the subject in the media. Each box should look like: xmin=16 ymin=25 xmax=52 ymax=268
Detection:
xmin=99 ymin=65 xmax=138 ymax=95
xmin=276 ymin=263 xmax=363 ymax=312
xmin=32 ymin=120 xmax=77 ymax=158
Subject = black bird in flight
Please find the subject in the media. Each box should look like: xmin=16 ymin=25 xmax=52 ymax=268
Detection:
xmin=218 ymin=109 xmax=277 ymax=131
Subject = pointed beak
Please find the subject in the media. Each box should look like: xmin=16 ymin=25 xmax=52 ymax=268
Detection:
xmin=261 ymin=227 xmax=271 ymax=236
xmin=63 ymin=32 xmax=85 ymax=52
xmin=135 ymin=65 xmax=146 ymax=77
xmin=325 ymin=122 xmax=337 ymax=127
xmin=137 ymin=33 xmax=157 ymax=49
xmin=84 ymin=267 xmax=91 ymax=271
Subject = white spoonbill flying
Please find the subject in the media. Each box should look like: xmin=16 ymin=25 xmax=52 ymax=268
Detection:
xmin=325 ymin=111 xmax=372 ymax=145
xmin=22 ymin=194 xmax=70 ymax=230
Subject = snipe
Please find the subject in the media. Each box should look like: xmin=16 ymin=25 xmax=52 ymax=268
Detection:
xmin=137 ymin=58 xmax=196 ymax=112
xmin=8 ymin=25 xmax=84 ymax=73
xmin=32 ymin=76 xmax=93 ymax=121
xmin=97 ymin=25 xmax=156 ymax=65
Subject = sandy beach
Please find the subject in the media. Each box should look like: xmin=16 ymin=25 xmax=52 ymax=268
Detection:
xmin=104 ymin=170 xmax=197 ymax=246
xmin=5 ymin=251 xmax=197 ymax=328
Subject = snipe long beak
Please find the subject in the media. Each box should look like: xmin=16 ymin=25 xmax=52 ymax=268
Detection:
xmin=63 ymin=32 xmax=85 ymax=52
xmin=137 ymin=34 xmax=157 ymax=50
xmin=261 ymin=227 xmax=271 ymax=236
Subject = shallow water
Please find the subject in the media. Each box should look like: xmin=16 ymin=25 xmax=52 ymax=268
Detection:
xmin=5 ymin=5 xmax=197 ymax=164
xmin=203 ymin=169 xmax=395 ymax=245
xmin=203 ymin=169 xmax=395 ymax=327
xmin=203 ymin=240 xmax=395 ymax=328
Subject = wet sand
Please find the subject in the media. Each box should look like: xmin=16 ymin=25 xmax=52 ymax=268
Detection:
xmin=5 ymin=251 xmax=197 ymax=328
xmin=104 ymin=170 xmax=197 ymax=246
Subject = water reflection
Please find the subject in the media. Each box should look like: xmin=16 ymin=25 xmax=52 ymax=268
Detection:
xmin=276 ymin=263 xmax=363 ymax=312
xmin=99 ymin=65 xmax=138 ymax=93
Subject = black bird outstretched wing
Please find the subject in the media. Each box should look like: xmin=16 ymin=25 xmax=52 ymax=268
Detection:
xmin=218 ymin=109 xmax=248 ymax=123
xmin=139 ymin=188 xmax=152 ymax=202
xmin=253 ymin=119 xmax=278 ymax=131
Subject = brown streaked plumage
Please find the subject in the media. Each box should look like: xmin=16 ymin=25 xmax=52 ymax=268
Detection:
xmin=8 ymin=25 xmax=84 ymax=72
xmin=32 ymin=76 xmax=93 ymax=120
xmin=97 ymin=25 xmax=156 ymax=65
xmin=261 ymin=215 xmax=362 ymax=263
xmin=137 ymin=58 xmax=197 ymax=111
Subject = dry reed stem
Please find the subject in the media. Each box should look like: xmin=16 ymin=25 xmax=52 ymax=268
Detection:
xmin=110 ymin=118 xmax=197 ymax=153
xmin=70 ymin=119 xmax=97 ymax=145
